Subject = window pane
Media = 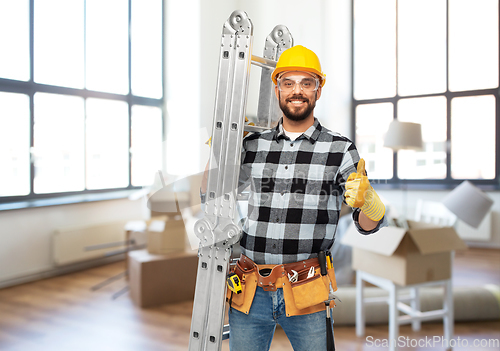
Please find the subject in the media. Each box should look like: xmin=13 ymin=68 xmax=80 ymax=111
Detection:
xmin=131 ymin=105 xmax=162 ymax=186
xmin=34 ymin=93 xmax=85 ymax=193
xmin=131 ymin=0 xmax=163 ymax=98
xmin=0 ymin=0 xmax=29 ymax=81
xmin=451 ymin=95 xmax=495 ymax=179
xmin=0 ymin=93 xmax=30 ymax=196
xmin=398 ymin=0 xmax=446 ymax=96
xmin=397 ymin=97 xmax=447 ymax=179
xmin=354 ymin=0 xmax=396 ymax=100
xmin=34 ymin=0 xmax=84 ymax=88
xmin=86 ymin=98 xmax=129 ymax=190
xmin=449 ymin=0 xmax=499 ymax=91
xmin=86 ymin=0 xmax=129 ymax=94
xmin=356 ymin=103 xmax=394 ymax=179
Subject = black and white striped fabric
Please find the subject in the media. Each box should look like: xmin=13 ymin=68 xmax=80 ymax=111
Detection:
xmin=238 ymin=118 xmax=386 ymax=265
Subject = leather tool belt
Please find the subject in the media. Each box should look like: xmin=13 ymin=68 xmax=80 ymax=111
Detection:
xmin=227 ymin=254 xmax=337 ymax=317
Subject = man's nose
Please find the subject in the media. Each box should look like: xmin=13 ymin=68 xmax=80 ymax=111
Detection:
xmin=292 ymin=81 xmax=303 ymax=93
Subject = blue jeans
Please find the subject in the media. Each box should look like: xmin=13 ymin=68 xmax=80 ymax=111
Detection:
xmin=228 ymin=287 xmax=333 ymax=351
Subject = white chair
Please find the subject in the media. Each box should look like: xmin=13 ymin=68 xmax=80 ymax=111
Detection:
xmin=412 ymin=198 xmax=457 ymax=337
xmin=414 ymin=199 xmax=457 ymax=227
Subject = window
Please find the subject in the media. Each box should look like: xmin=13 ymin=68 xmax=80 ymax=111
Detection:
xmin=131 ymin=105 xmax=163 ymax=186
xmin=85 ymin=98 xmax=130 ymax=190
xmin=34 ymin=0 xmax=85 ymax=88
xmin=33 ymin=93 xmax=85 ymax=194
xmin=0 ymin=92 xmax=30 ymax=196
xmin=352 ymin=0 xmax=499 ymax=187
xmin=0 ymin=1 xmax=30 ymax=81
xmin=0 ymin=0 xmax=164 ymax=203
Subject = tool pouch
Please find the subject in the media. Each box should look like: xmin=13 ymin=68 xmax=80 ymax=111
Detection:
xmin=228 ymin=255 xmax=338 ymax=317
xmin=327 ymin=266 xmax=338 ymax=292
xmin=282 ymin=265 xmax=337 ymax=316
xmin=227 ymin=258 xmax=258 ymax=314
xmin=289 ymin=267 xmax=329 ymax=310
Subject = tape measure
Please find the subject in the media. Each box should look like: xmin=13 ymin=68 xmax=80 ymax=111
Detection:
xmin=227 ymin=273 xmax=242 ymax=294
xmin=327 ymin=252 xmax=333 ymax=270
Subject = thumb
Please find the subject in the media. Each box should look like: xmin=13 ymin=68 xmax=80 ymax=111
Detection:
xmin=356 ymin=158 xmax=366 ymax=176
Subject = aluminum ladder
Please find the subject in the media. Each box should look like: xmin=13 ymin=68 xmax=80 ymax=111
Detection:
xmin=188 ymin=10 xmax=293 ymax=351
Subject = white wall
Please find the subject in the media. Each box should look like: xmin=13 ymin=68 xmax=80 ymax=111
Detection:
xmin=164 ymin=0 xmax=201 ymax=177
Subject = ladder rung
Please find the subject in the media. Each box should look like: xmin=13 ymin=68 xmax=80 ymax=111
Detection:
xmin=237 ymin=192 xmax=249 ymax=201
xmin=244 ymin=125 xmax=271 ymax=133
xmin=251 ymin=55 xmax=277 ymax=69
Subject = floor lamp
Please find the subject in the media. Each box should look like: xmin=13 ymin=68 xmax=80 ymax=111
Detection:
xmin=383 ymin=120 xmax=423 ymax=219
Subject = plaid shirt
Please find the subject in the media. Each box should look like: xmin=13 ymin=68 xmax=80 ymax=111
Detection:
xmin=238 ymin=118 xmax=386 ymax=264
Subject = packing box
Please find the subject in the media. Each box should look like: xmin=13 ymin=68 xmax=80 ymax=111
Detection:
xmin=128 ymin=249 xmax=198 ymax=307
xmin=341 ymin=220 xmax=467 ymax=286
xmin=147 ymin=215 xmax=187 ymax=255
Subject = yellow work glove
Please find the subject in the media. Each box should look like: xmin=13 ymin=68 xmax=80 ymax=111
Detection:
xmin=344 ymin=159 xmax=385 ymax=221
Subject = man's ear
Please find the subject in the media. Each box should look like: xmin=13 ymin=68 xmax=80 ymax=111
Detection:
xmin=315 ymin=86 xmax=322 ymax=101
xmin=275 ymin=85 xmax=280 ymax=100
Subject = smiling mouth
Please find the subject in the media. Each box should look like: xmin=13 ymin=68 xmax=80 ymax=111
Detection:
xmin=287 ymin=99 xmax=307 ymax=105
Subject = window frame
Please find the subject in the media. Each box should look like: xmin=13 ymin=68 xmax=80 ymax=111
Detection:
xmin=351 ymin=0 xmax=500 ymax=190
xmin=0 ymin=0 xmax=165 ymax=207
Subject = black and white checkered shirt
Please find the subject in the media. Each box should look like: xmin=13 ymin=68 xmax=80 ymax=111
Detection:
xmin=238 ymin=118 xmax=386 ymax=264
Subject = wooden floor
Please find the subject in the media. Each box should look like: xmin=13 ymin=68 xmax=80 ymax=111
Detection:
xmin=0 ymin=248 xmax=498 ymax=351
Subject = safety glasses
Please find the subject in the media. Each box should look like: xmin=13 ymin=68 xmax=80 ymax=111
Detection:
xmin=277 ymin=76 xmax=319 ymax=93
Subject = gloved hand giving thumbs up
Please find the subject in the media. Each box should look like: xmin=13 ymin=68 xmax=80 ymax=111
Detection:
xmin=344 ymin=159 xmax=385 ymax=222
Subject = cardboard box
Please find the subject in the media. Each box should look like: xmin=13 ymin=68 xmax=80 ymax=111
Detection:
xmin=147 ymin=215 xmax=187 ymax=254
xmin=128 ymin=249 xmax=198 ymax=308
xmin=341 ymin=220 xmax=467 ymax=286
xmin=149 ymin=192 xmax=190 ymax=218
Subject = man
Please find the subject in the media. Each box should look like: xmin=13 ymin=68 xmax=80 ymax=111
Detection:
xmin=203 ymin=45 xmax=387 ymax=351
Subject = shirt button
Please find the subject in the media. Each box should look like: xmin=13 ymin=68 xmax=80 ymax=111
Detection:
xmin=273 ymin=244 xmax=277 ymax=249
xmin=285 ymin=165 xmax=288 ymax=170
xmin=290 ymin=143 xmax=294 ymax=147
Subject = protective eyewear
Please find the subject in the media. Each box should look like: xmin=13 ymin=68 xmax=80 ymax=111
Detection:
xmin=277 ymin=76 xmax=320 ymax=93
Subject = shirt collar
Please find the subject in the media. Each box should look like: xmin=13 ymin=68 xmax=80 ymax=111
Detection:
xmin=273 ymin=117 xmax=322 ymax=144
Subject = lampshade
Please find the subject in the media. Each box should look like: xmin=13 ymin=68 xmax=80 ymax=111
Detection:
xmin=383 ymin=120 xmax=423 ymax=151
xmin=442 ymin=180 xmax=493 ymax=228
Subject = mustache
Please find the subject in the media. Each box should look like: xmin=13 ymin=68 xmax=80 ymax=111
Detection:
xmin=286 ymin=94 xmax=308 ymax=102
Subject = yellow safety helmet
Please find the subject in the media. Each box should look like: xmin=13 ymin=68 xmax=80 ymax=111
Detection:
xmin=271 ymin=45 xmax=326 ymax=87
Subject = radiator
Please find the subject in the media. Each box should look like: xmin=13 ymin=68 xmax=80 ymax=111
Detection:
xmin=456 ymin=211 xmax=492 ymax=241
xmin=53 ymin=221 xmax=129 ymax=265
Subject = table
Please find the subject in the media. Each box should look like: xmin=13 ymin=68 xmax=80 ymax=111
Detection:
xmin=356 ymin=270 xmax=454 ymax=351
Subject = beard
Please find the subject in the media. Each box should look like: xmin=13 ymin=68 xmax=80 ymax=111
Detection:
xmin=278 ymin=93 xmax=317 ymax=122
